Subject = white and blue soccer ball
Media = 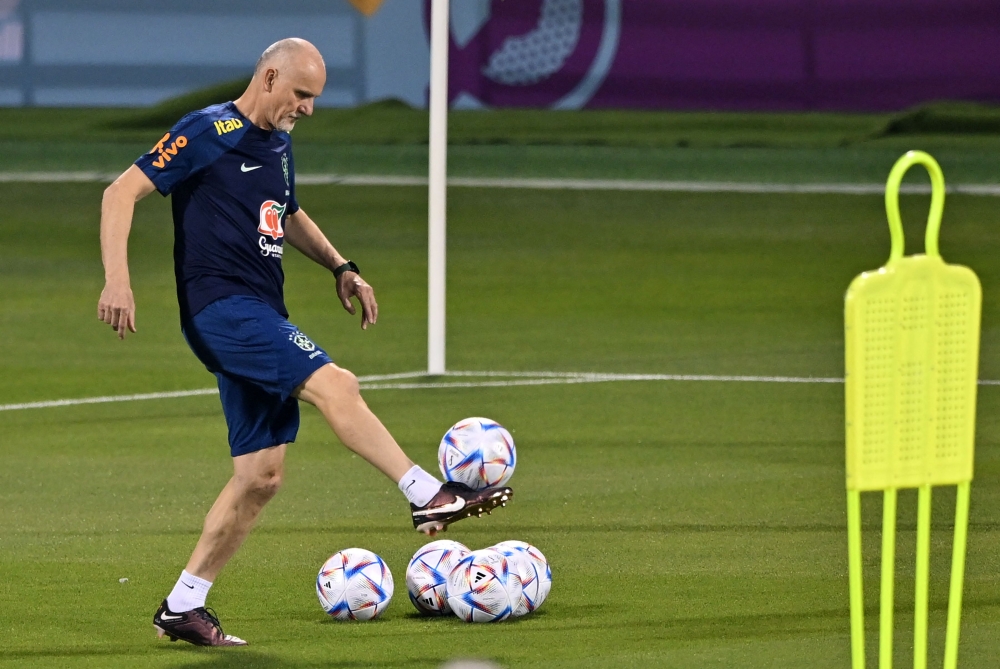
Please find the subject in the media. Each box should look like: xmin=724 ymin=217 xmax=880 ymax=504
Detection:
xmin=446 ymin=548 xmax=523 ymax=623
xmin=316 ymin=548 xmax=394 ymax=621
xmin=406 ymin=540 xmax=470 ymax=616
xmin=438 ymin=417 xmax=516 ymax=490
xmin=492 ymin=540 xmax=552 ymax=616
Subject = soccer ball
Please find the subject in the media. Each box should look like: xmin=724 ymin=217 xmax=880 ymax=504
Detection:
xmin=438 ymin=417 xmax=516 ymax=490
xmin=316 ymin=548 xmax=394 ymax=620
xmin=492 ymin=540 xmax=552 ymax=615
xmin=446 ymin=548 xmax=523 ymax=622
xmin=406 ymin=540 xmax=470 ymax=615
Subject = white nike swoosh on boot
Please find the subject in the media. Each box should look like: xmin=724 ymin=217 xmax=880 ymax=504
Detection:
xmin=413 ymin=498 xmax=466 ymax=517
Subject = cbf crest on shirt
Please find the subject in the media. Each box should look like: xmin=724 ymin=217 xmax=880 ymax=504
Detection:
xmin=135 ymin=102 xmax=299 ymax=321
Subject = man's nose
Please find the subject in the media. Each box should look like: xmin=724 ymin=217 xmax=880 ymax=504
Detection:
xmin=300 ymin=99 xmax=314 ymax=117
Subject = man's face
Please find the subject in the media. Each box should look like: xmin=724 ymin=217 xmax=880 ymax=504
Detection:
xmin=264 ymin=59 xmax=325 ymax=132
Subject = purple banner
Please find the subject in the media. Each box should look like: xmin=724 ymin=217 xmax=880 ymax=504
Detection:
xmin=428 ymin=0 xmax=1000 ymax=111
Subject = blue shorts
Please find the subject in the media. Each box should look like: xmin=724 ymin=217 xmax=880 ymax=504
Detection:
xmin=182 ymin=295 xmax=334 ymax=457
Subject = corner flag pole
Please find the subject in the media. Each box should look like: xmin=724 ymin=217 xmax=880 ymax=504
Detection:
xmin=427 ymin=0 xmax=448 ymax=375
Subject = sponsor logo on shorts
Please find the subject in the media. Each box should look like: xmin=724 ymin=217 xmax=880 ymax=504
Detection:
xmin=148 ymin=132 xmax=187 ymax=169
xmin=214 ymin=118 xmax=244 ymax=135
xmin=258 ymin=200 xmax=286 ymax=240
xmin=289 ymin=331 xmax=316 ymax=352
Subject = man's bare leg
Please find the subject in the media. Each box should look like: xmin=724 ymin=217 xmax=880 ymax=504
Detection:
xmin=294 ymin=363 xmax=513 ymax=534
xmin=155 ymin=445 xmax=285 ymax=645
xmin=294 ymin=363 xmax=415 ymax=482
xmin=185 ymin=444 xmax=287 ymax=581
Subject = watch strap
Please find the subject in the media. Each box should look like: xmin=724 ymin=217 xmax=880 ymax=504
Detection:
xmin=333 ymin=260 xmax=361 ymax=279
xmin=333 ymin=260 xmax=360 ymax=278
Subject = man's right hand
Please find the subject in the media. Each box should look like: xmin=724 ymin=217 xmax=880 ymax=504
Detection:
xmin=98 ymin=166 xmax=154 ymax=341
xmin=98 ymin=282 xmax=137 ymax=339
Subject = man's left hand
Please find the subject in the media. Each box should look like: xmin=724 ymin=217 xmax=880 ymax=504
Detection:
xmin=337 ymin=272 xmax=378 ymax=330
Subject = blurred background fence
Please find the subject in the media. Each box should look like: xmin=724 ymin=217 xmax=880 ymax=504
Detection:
xmin=0 ymin=0 xmax=998 ymax=111
xmin=0 ymin=0 xmax=417 ymax=107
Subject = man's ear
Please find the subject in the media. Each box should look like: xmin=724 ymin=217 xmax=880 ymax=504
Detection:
xmin=263 ymin=68 xmax=277 ymax=93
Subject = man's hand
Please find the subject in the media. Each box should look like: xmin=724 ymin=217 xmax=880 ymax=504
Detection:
xmin=282 ymin=209 xmax=375 ymax=329
xmin=98 ymin=166 xmax=154 ymax=341
xmin=337 ymin=272 xmax=378 ymax=330
xmin=98 ymin=281 xmax=136 ymax=339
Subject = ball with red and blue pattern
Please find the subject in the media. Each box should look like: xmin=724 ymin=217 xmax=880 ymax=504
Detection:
xmin=438 ymin=417 xmax=516 ymax=491
xmin=491 ymin=540 xmax=552 ymax=616
xmin=406 ymin=539 xmax=470 ymax=615
xmin=316 ymin=548 xmax=394 ymax=620
xmin=446 ymin=548 xmax=523 ymax=623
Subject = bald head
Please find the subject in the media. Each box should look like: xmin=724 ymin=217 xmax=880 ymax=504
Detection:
xmin=254 ymin=38 xmax=324 ymax=77
xmin=235 ymin=37 xmax=326 ymax=132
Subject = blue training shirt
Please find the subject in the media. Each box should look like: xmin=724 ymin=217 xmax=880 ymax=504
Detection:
xmin=135 ymin=102 xmax=299 ymax=321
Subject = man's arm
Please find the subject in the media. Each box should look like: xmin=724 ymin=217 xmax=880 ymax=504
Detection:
xmin=284 ymin=208 xmax=378 ymax=330
xmin=97 ymin=165 xmax=157 ymax=339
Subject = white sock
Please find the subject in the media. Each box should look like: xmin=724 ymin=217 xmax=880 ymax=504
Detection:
xmin=398 ymin=465 xmax=442 ymax=507
xmin=166 ymin=570 xmax=212 ymax=613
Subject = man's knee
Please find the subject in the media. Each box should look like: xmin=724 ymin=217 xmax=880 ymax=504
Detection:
xmin=242 ymin=466 xmax=283 ymax=500
xmin=234 ymin=446 xmax=286 ymax=501
xmin=330 ymin=365 xmax=360 ymax=398
xmin=301 ymin=364 xmax=361 ymax=406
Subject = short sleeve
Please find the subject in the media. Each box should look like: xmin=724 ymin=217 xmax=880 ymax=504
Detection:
xmin=134 ymin=109 xmax=242 ymax=196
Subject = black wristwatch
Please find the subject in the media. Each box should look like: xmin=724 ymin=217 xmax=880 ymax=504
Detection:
xmin=333 ymin=260 xmax=360 ymax=278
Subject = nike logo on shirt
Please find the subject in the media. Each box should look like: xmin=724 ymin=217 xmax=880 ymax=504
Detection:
xmin=241 ymin=164 xmax=262 ymax=172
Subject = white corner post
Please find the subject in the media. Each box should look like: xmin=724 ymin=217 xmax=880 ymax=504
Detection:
xmin=427 ymin=0 xmax=449 ymax=375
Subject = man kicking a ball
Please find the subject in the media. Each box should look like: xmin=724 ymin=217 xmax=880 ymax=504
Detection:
xmin=97 ymin=38 xmax=512 ymax=647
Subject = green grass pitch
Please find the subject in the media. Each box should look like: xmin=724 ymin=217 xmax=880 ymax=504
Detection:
xmin=3 ymin=177 xmax=1000 ymax=668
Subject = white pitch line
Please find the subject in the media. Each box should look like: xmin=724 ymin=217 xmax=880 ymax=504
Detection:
xmin=361 ymin=373 xmax=843 ymax=390
xmin=437 ymin=370 xmax=844 ymax=382
xmin=355 ymin=371 xmax=429 ymax=382
xmin=0 ymin=171 xmax=120 ymax=183
xmin=0 ymin=371 xmax=426 ymax=412
xmin=0 ymin=388 xmax=219 ymax=411
xmin=298 ymin=174 xmax=427 ymax=187
xmin=3 ymin=171 xmax=999 ymax=196
xmin=3 ymin=371 xmax=999 ymax=412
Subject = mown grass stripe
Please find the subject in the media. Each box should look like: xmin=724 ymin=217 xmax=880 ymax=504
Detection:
xmin=1 ymin=172 xmax=999 ymax=196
